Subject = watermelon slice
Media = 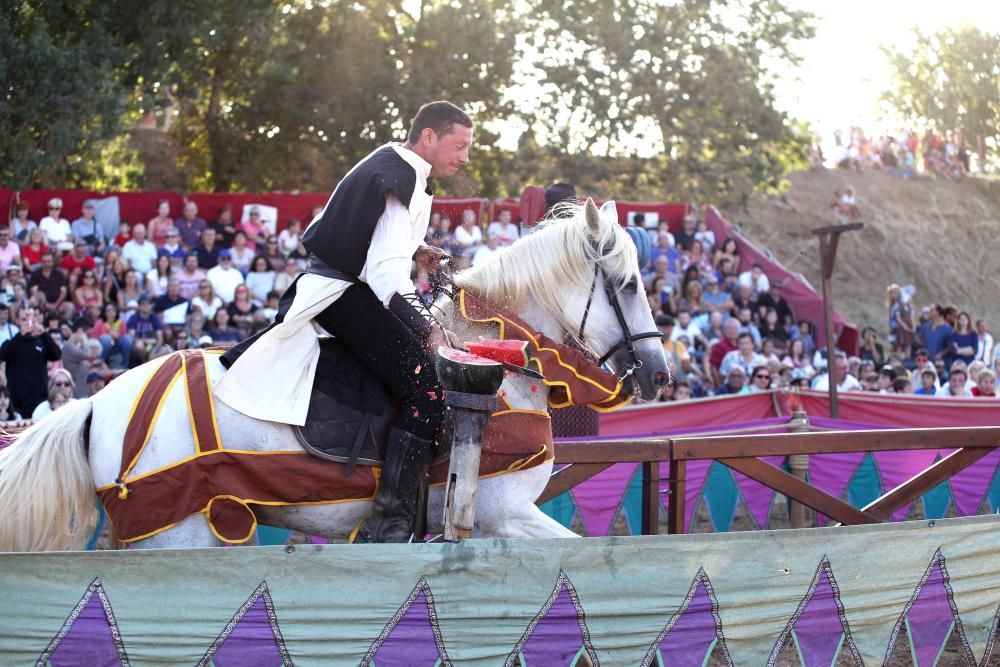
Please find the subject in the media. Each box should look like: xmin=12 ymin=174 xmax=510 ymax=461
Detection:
xmin=435 ymin=346 xmax=505 ymax=395
xmin=466 ymin=339 xmax=531 ymax=368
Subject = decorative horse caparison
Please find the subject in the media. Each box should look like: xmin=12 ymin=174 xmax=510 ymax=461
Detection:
xmin=0 ymin=199 xmax=670 ymax=551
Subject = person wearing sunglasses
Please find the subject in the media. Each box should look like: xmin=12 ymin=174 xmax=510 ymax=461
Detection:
xmin=748 ymin=366 xmax=772 ymax=393
xmin=39 ymin=198 xmax=74 ymax=252
xmin=30 ymin=368 xmax=76 ymax=420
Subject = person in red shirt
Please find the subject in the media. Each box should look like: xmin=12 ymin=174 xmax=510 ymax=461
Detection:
xmin=705 ymin=317 xmax=741 ymax=387
xmin=113 ymin=221 xmax=132 ymax=248
xmin=59 ymin=240 xmax=97 ymax=278
xmin=972 ymin=369 xmax=996 ymax=397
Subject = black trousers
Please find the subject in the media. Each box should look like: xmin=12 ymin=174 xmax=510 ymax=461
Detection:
xmin=314 ymin=285 xmax=445 ymax=441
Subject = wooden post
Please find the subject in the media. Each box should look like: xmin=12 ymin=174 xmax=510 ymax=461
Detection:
xmin=787 ymin=407 xmax=811 ymax=528
xmin=811 ymin=223 xmax=863 ymax=418
xmin=641 ymin=461 xmax=659 ymax=535
xmin=441 ymin=391 xmax=497 ymax=542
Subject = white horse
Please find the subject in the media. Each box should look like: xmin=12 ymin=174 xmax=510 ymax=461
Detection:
xmin=0 ymin=199 xmax=669 ymax=551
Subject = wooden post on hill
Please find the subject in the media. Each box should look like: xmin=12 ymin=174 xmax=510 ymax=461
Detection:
xmin=811 ymin=223 xmax=863 ymax=418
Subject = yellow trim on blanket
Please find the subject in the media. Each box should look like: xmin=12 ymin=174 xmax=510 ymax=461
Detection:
xmin=122 ymin=365 xmax=182 ymax=481
xmin=458 ymin=290 xmax=630 ymax=411
xmin=429 ymin=445 xmax=552 ymax=487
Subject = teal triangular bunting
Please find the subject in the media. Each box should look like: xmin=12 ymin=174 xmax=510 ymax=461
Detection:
xmin=922 ymin=455 xmax=952 ymax=519
xmin=988 ymin=466 xmax=1000 ymax=513
xmin=847 ymin=453 xmax=881 ymax=509
xmin=255 ymin=525 xmax=292 ymax=546
xmin=540 ymin=492 xmax=577 ymax=529
xmin=702 ymin=462 xmax=739 ymax=532
xmin=621 ymin=465 xmax=644 ymax=534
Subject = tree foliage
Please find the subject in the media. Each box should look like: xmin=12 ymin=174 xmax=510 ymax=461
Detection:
xmin=883 ymin=26 xmax=1000 ymax=165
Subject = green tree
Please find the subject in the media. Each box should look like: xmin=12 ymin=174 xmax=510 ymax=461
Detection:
xmin=883 ymin=26 xmax=1000 ymax=167
xmin=519 ymin=0 xmax=815 ymax=206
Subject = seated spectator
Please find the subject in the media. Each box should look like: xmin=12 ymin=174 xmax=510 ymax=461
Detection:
xmin=657 ymin=315 xmax=694 ymax=385
xmin=782 ymin=338 xmax=814 ymax=377
xmin=239 ymin=206 xmax=269 ymax=250
xmin=0 ymin=384 xmax=23 ymax=421
xmin=694 ymin=219 xmax=715 ymax=252
xmin=112 ymin=220 xmax=132 ymax=248
xmin=190 ymin=281 xmax=224 ymax=320
xmin=146 ymin=254 xmax=173 ymax=298
xmin=892 ymin=377 xmax=913 ymax=394
xmin=85 ymin=371 xmax=106 ymax=397
xmin=950 ymin=311 xmax=977 ymax=366
xmin=675 ymin=214 xmax=697 ymax=250
xmin=759 ymin=309 xmax=788 ymax=351
xmin=260 ymin=235 xmax=289 ymax=273
xmin=712 ymin=238 xmax=740 ymax=271
xmin=176 ymin=254 xmax=206 ymax=301
xmin=21 ymin=228 xmax=49 ymax=273
xmin=858 ymin=327 xmax=885 ymax=365
xmin=11 ymin=201 xmax=37 ymax=243
xmin=972 ymin=369 xmax=996 ymax=397
xmin=72 ymin=202 xmax=106 ymax=257
xmin=147 ymin=199 xmax=174 ymax=247
xmin=39 ymin=198 xmax=73 ymax=251
xmin=159 ymin=228 xmax=187 ymax=267
xmin=731 ymin=283 xmax=755 ymax=315
xmin=32 ymin=383 xmax=73 ymax=421
xmin=877 ymin=366 xmax=896 ymax=392
xmin=720 ymin=333 xmax=767 ymax=383
xmin=812 ymin=351 xmax=862 ymax=391
xmin=699 ymin=275 xmax=732 ymax=314
xmin=28 ymin=252 xmax=68 ymax=312
xmin=715 ymin=367 xmax=748 ymax=396
xmin=92 ymin=303 xmax=133 ymax=369
xmin=737 ymin=262 xmax=770 ymax=296
xmin=274 ymin=257 xmax=300 ymax=295
xmin=116 ymin=270 xmax=146 ymax=316
xmin=73 ymin=269 xmax=103 ymax=311
xmin=487 ymin=209 xmax=520 ymax=247
xmin=680 ymin=239 xmax=713 ymax=277
xmin=472 ymin=235 xmax=502 ymax=266
xmin=245 ymin=256 xmax=276 ymax=307
xmin=175 ymin=201 xmax=208 ymax=249
xmin=676 ymin=280 xmax=706 ymax=317
xmin=153 ymin=279 xmax=189 ymax=331
xmin=122 ymin=224 xmax=158 ymax=274
xmin=838 ymin=188 xmax=860 ymax=218
xmin=209 ymin=203 xmax=238 ymax=248
xmin=127 ymin=295 xmax=164 ymax=364
xmin=258 ymin=291 xmax=281 ymax=324
xmin=186 ymin=312 xmax=209 ymax=345
xmin=649 ymin=231 xmax=680 ymax=273
xmin=278 ymin=218 xmax=303 ymax=257
xmin=194 ymin=227 xmax=222 ymax=270
xmin=0 ymin=227 xmax=21 ymax=274
xmin=706 ymin=317 xmax=741 ymax=385
xmin=207 ymin=250 xmax=243 ymax=302
xmin=454 ymin=209 xmax=483 ymax=254
xmin=736 ymin=306 xmax=761 ymax=348
xmin=208 ymin=308 xmax=241 ymax=345
xmin=672 ymin=381 xmax=694 ymax=401
xmin=226 ymin=285 xmax=257 ymax=338
xmin=229 ymin=231 xmax=256 ymax=275
xmin=748 ymin=365 xmax=772 ymax=393
xmin=861 ymin=373 xmax=881 ymax=392
xmin=756 ymin=280 xmax=793 ymax=328
xmin=60 ymin=240 xmax=97 ymax=281
xmin=935 ymin=368 xmax=971 ymax=397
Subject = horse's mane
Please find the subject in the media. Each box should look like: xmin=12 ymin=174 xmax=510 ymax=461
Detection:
xmin=454 ymin=202 xmax=638 ymax=340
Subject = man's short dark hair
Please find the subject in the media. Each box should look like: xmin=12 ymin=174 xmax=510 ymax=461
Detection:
xmin=655 ymin=314 xmax=674 ymax=328
xmin=921 ymin=369 xmax=936 ymax=380
xmin=737 ymin=332 xmax=754 ymax=343
xmin=407 ymin=101 xmax=473 ymax=143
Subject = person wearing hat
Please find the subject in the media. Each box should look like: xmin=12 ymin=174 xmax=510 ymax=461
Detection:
xmin=127 ymin=295 xmax=164 ymax=364
xmin=217 ymin=101 xmax=472 ymax=544
xmin=38 ymin=198 xmax=73 ymax=251
xmin=206 ymin=248 xmax=243 ymax=303
xmin=197 ymin=334 xmax=214 ymax=348
xmin=71 ymin=201 xmax=106 ymax=257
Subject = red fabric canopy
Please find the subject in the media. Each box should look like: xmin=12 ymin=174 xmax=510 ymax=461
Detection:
xmin=598 ymin=392 xmax=778 ymax=436
xmin=612 ymin=201 xmax=691 ymax=234
xmin=489 ymin=198 xmax=522 ymax=224
xmin=0 ymin=189 xmax=15 ymax=222
xmin=430 ymin=197 xmax=488 ymax=230
xmin=519 ymin=186 xmax=546 ymax=227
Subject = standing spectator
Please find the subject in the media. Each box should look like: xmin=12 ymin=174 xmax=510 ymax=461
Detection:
xmin=194 ymin=227 xmax=221 ymax=270
xmin=278 ymin=218 xmax=302 ymax=257
xmin=20 ymin=228 xmax=49 ymax=273
xmin=239 ymin=206 xmax=269 ymax=250
xmin=916 ymin=305 xmax=953 ymax=364
xmin=175 ymin=201 xmax=208 ymax=249
xmin=206 ymin=250 xmax=243 ymax=303
xmin=176 ymin=254 xmax=206 ymax=300
xmin=229 ymin=231 xmax=255 ymax=275
xmin=245 ymin=256 xmax=275 ymax=306
xmin=71 ymin=202 xmax=105 ymax=257
xmin=950 ymin=311 xmax=978 ymax=366
xmin=887 ymin=284 xmax=916 ymax=359
xmin=60 ymin=321 xmax=92 ymax=398
xmin=159 ymin=228 xmax=187 ymax=267
xmin=858 ymin=327 xmax=885 ymax=365
xmin=127 ymin=296 xmax=164 ymax=364
xmin=27 ymin=252 xmax=68 ymax=312
xmin=0 ymin=307 xmax=61 ymax=416
xmin=146 ymin=199 xmax=174 ymax=247
xmin=487 ymin=209 xmax=520 ymax=247
xmin=209 ymin=203 xmax=238 ymax=248
xmin=0 ymin=226 xmax=21 ymax=274
xmin=453 ymin=209 xmax=482 ymax=253
xmin=10 ymin=201 xmax=36 ymax=243
xmin=121 ymin=223 xmax=158 ymax=274
xmin=92 ymin=302 xmax=133 ymax=369
xmin=38 ymin=198 xmax=73 ymax=251
xmin=972 ymin=370 xmax=996 ymax=397
xmin=975 ymin=319 xmax=994 ymax=366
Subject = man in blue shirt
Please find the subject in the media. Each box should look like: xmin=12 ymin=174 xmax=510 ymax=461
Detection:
xmin=916 ymin=304 xmax=952 ymax=363
xmin=127 ymin=296 xmax=163 ymax=364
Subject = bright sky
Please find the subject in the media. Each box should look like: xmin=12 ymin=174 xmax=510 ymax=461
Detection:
xmin=774 ymin=0 xmax=1000 ymax=140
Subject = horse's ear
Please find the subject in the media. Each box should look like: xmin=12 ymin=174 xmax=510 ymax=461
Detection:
xmin=584 ymin=198 xmax=603 ymax=236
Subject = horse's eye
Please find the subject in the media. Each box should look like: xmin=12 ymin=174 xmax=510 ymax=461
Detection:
xmin=623 ymin=279 xmax=638 ymax=294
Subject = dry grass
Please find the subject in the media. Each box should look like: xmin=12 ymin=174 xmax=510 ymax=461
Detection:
xmin=722 ymin=169 xmax=1000 ymax=333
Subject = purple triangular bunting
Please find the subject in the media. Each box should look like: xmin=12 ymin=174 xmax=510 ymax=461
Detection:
xmin=37 ymin=577 xmax=129 ymax=667
xmin=504 ymin=571 xmax=598 ymax=667
xmin=949 ymin=449 xmax=1000 ymax=516
xmin=571 ymin=462 xmax=637 ymax=536
xmin=361 ymin=578 xmax=450 ymax=667
xmin=768 ymin=557 xmax=861 ymax=667
xmin=641 ymin=568 xmax=731 ymax=667
xmin=873 ymin=449 xmax=945 ymax=521
xmin=809 ymin=452 xmax=866 ymax=526
xmin=731 ymin=455 xmax=783 ymax=529
xmin=198 ymin=581 xmax=292 ymax=667
xmin=885 ymin=549 xmax=975 ymax=667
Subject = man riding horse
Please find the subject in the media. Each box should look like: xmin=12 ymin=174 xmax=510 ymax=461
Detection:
xmin=217 ymin=101 xmax=472 ymax=543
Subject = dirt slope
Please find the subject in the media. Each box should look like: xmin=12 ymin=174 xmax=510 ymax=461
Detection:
xmin=722 ymin=169 xmax=1000 ymax=333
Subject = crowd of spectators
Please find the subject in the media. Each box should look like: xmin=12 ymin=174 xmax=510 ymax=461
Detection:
xmin=0 ymin=197 xmax=311 ymax=421
xmin=824 ymin=127 xmax=970 ymax=180
xmin=3 ymin=195 xmax=996 ymax=422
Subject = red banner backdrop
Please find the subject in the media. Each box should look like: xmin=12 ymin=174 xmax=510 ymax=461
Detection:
xmin=612 ymin=201 xmax=691 ymax=235
xmin=430 ymin=197 xmax=489 ymax=230
xmin=0 ymin=189 xmax=15 ymax=222
xmin=489 ymin=198 xmax=522 ymax=224
xmin=598 ymin=392 xmax=779 ymax=436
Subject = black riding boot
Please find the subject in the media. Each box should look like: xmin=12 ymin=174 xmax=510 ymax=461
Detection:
xmin=354 ymin=427 xmax=433 ymax=544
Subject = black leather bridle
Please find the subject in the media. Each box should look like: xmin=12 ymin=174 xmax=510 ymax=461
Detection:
xmin=577 ymin=262 xmax=663 ymax=381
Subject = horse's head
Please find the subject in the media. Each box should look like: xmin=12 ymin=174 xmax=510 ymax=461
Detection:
xmin=570 ymin=198 xmax=671 ymax=399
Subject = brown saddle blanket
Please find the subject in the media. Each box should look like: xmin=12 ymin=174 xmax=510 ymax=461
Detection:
xmin=293 ymin=338 xmax=398 ymax=470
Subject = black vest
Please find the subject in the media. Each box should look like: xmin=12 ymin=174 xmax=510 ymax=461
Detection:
xmin=302 ymin=146 xmax=422 ymax=276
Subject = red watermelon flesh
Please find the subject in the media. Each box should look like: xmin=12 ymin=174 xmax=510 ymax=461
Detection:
xmin=466 ymin=339 xmax=531 ymax=367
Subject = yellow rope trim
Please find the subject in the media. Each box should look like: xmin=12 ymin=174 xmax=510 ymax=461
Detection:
xmin=122 ymin=367 xmax=182 ymax=482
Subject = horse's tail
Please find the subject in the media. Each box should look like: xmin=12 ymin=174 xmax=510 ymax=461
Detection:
xmin=0 ymin=399 xmax=97 ymax=551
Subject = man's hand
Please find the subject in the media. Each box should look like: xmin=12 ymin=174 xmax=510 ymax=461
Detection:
xmin=428 ymin=325 xmax=460 ymax=352
xmin=415 ymin=245 xmax=447 ymax=273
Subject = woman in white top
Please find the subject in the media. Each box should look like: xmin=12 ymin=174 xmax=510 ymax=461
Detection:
xmin=39 ymin=198 xmax=73 ymax=251
xmin=245 ymin=256 xmax=276 ymax=306
xmin=145 ymin=254 xmax=173 ymax=298
xmin=191 ymin=280 xmax=224 ymax=320
xmin=277 ymin=218 xmax=302 ymax=257
xmin=31 ymin=369 xmax=75 ymax=420
xmin=229 ymin=231 xmax=256 ymax=275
